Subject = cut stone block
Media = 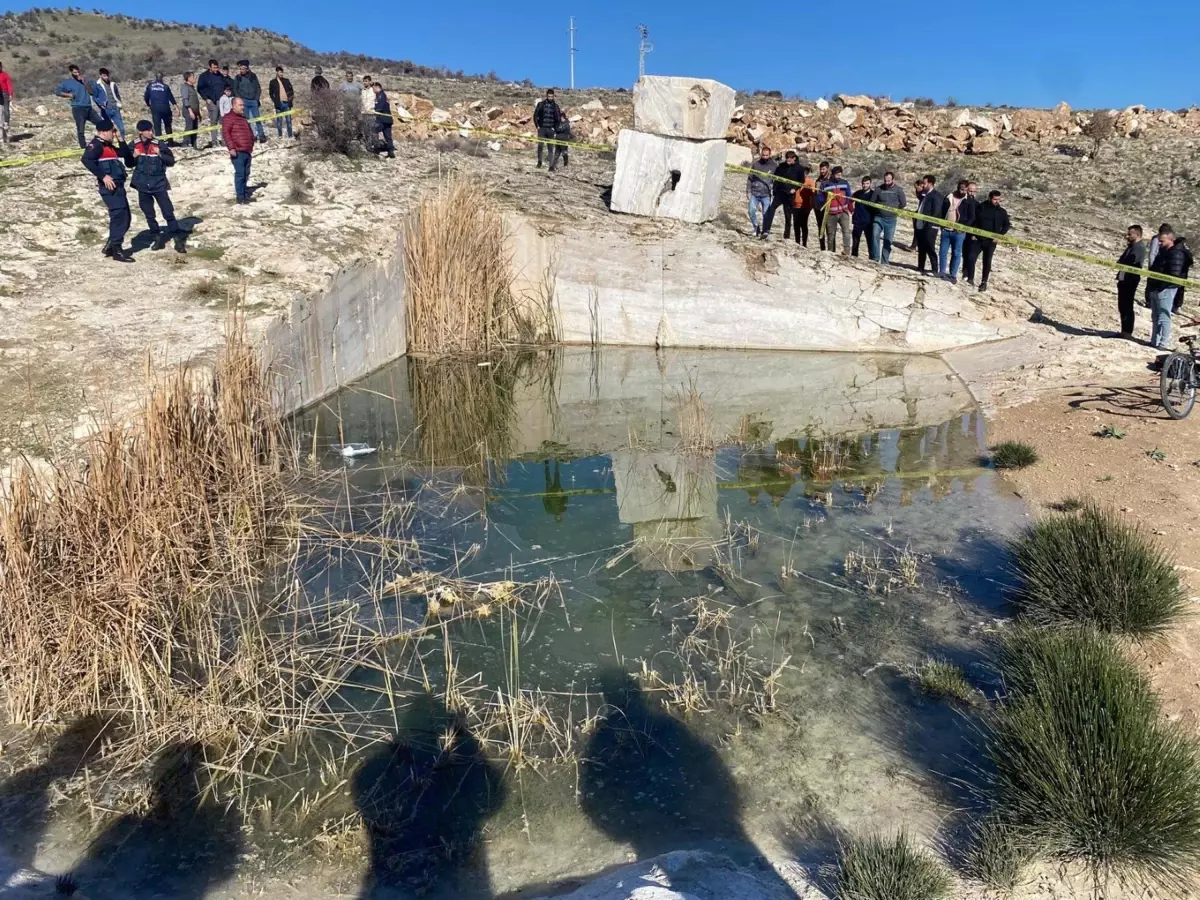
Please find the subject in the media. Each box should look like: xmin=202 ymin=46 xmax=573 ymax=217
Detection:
xmin=633 ymin=76 xmax=736 ymax=140
xmin=610 ymin=130 xmax=726 ymax=225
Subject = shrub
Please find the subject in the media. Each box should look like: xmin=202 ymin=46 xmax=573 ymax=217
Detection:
xmin=990 ymin=441 xmax=1038 ymax=470
xmin=1009 ymin=504 xmax=1187 ymax=637
xmin=836 ymin=831 xmax=952 ymax=900
xmin=966 ymin=817 xmax=1038 ymax=892
xmin=1082 ymin=111 xmax=1116 ymax=160
xmin=986 ymin=627 xmax=1200 ymax=892
xmin=304 ymin=88 xmax=363 ymax=158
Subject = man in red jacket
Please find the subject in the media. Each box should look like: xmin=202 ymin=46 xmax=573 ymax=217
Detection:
xmin=220 ymin=96 xmax=256 ymax=204
xmin=0 ymin=61 xmax=14 ymax=144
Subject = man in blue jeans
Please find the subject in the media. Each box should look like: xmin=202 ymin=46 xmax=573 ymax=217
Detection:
xmin=57 ymin=64 xmax=101 ymax=149
xmin=938 ymin=181 xmax=972 ymax=283
xmin=268 ymin=66 xmax=294 ymax=138
xmin=870 ymin=171 xmax=906 ymax=264
xmin=746 ymin=145 xmax=774 ymax=238
xmin=221 ymin=97 xmax=256 ymax=204
xmin=1147 ymin=225 xmax=1187 ymax=349
xmin=234 ymin=59 xmax=267 ymax=142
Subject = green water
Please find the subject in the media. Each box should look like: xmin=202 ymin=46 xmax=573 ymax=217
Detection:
xmin=289 ymin=347 xmax=1027 ymax=899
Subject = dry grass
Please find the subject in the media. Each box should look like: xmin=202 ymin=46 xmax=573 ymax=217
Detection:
xmin=403 ymin=176 xmax=555 ymax=353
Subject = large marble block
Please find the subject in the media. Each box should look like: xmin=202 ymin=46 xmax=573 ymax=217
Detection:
xmin=610 ymin=130 xmax=726 ymax=224
xmin=633 ymin=76 xmax=736 ymax=140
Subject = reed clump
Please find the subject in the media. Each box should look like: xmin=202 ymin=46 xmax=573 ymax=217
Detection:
xmin=0 ymin=321 xmax=311 ymax=776
xmin=1009 ymin=503 xmax=1188 ymax=638
xmin=403 ymin=177 xmax=556 ymax=353
xmin=985 ymin=627 xmax=1200 ymax=894
xmin=835 ymin=831 xmax=952 ymax=900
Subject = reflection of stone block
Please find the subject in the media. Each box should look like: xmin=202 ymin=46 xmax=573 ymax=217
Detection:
xmin=611 ymin=450 xmax=717 ymax=524
xmin=634 ymin=76 xmax=736 ymax=140
xmin=611 ymin=130 xmax=726 ymax=225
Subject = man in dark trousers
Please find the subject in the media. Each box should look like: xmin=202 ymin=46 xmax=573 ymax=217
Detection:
xmin=58 ymin=64 xmax=101 ymax=149
xmin=371 ymin=81 xmax=395 ymax=159
xmin=234 ymin=60 xmax=266 ymax=142
xmin=197 ymin=59 xmax=229 ymax=148
xmin=913 ymin=174 xmax=943 ymax=275
xmin=812 ymin=160 xmax=832 ymax=250
xmin=130 ymin=119 xmax=181 ymax=251
xmin=1116 ymin=225 xmax=1146 ymax=339
xmin=851 ymin=175 xmax=877 ymax=259
xmin=533 ymin=88 xmax=563 ymax=170
xmin=179 ymin=72 xmax=201 ymax=148
xmin=959 ymin=182 xmax=982 ymax=283
xmin=143 ymin=73 xmax=178 ymax=140
xmin=269 ymin=66 xmax=295 ymax=139
xmin=762 ymin=149 xmax=805 ymax=242
xmin=221 ymin=96 xmax=256 ymax=204
xmin=966 ymin=190 xmax=1012 ymax=292
xmin=81 ymin=117 xmax=136 ymax=262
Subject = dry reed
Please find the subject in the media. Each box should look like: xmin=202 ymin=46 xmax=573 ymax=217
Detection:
xmin=403 ymin=177 xmax=557 ymax=353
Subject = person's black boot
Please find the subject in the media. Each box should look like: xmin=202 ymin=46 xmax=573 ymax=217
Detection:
xmin=105 ymin=243 xmax=135 ymax=262
xmin=979 ymin=281 xmax=988 ymax=292
xmin=151 ymin=232 xmax=168 ymax=251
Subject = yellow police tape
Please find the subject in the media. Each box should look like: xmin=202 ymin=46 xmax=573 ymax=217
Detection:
xmin=0 ymin=107 xmax=300 ymax=168
xmin=6 ymin=105 xmax=1196 ymax=293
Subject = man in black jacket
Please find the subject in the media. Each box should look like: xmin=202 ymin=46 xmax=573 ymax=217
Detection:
xmin=762 ymin=150 xmax=806 ymax=241
xmin=371 ymin=81 xmax=395 ymax=159
xmin=1148 ymin=224 xmax=1187 ymax=349
xmin=851 ymin=176 xmax=877 ymax=259
xmin=269 ymin=66 xmax=295 ymax=139
xmin=913 ymin=175 xmax=943 ymax=275
xmin=197 ymin=59 xmax=230 ymax=148
xmin=1173 ymin=237 xmax=1193 ymax=314
xmin=130 ymin=119 xmax=180 ymax=250
xmin=234 ymin=60 xmax=266 ymax=142
xmin=533 ymin=88 xmax=563 ymax=170
xmin=967 ymin=190 xmax=1012 ymax=291
xmin=81 ymin=117 xmax=136 ymax=262
xmin=959 ymin=182 xmax=982 ymax=283
xmin=1115 ymin=225 xmax=1146 ymax=338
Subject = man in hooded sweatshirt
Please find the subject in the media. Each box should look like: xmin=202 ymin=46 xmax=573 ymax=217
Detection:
xmin=870 ymin=171 xmax=906 ymax=263
xmin=1147 ymin=224 xmax=1187 ymax=349
xmin=762 ymin=150 xmax=806 ymax=241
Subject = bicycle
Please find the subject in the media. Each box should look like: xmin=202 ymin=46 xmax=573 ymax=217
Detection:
xmin=1160 ymin=319 xmax=1200 ymax=420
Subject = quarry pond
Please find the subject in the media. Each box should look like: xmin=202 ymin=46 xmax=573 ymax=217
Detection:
xmin=286 ymin=346 xmax=1028 ymax=898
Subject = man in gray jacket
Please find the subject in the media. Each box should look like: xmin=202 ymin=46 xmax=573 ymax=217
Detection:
xmin=746 ymin=145 xmax=775 ymax=238
xmin=180 ymin=72 xmax=201 ymax=148
xmin=870 ymin=171 xmax=906 ymax=264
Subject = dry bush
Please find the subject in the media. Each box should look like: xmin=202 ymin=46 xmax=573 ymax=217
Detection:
xmin=1082 ymin=111 xmax=1117 ymax=160
xmin=404 ymin=177 xmax=555 ymax=353
xmin=303 ymin=89 xmax=363 ymax=158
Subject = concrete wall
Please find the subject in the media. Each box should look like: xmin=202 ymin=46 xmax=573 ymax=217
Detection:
xmin=263 ymin=235 xmax=406 ymax=415
xmin=508 ymin=214 xmax=1022 ymax=354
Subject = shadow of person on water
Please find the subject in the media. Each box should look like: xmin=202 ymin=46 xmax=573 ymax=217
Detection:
xmin=579 ymin=670 xmax=797 ymax=893
xmin=353 ymin=694 xmax=506 ymax=900
xmin=74 ymin=740 xmax=242 ymax=900
xmin=0 ymin=717 xmax=109 ymax=876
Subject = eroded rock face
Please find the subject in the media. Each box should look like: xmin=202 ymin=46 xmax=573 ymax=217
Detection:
xmin=609 ymin=129 xmax=727 ymax=224
xmin=633 ymin=76 xmax=737 ymax=141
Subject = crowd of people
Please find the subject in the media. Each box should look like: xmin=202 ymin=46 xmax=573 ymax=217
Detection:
xmin=746 ymin=148 xmax=1012 ymax=292
xmin=1116 ymin=224 xmax=1194 ymax=349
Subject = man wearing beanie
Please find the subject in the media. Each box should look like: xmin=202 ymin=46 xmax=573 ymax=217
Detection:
xmin=81 ymin=116 xmax=136 ymax=262
xmin=130 ymin=119 xmax=183 ymax=251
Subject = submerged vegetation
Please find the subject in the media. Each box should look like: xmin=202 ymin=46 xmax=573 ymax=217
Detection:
xmin=835 ymin=831 xmax=952 ymax=900
xmin=984 ymin=627 xmax=1200 ymax=894
xmin=1009 ymin=503 xmax=1188 ymax=637
xmin=912 ymin=658 xmax=980 ymax=706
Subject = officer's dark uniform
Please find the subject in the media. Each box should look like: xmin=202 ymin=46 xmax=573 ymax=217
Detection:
xmin=130 ymin=121 xmax=179 ymax=250
xmin=81 ymin=123 xmax=136 ymax=262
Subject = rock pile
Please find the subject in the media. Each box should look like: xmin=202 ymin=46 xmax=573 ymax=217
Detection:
xmin=381 ymin=89 xmax=1200 ymax=158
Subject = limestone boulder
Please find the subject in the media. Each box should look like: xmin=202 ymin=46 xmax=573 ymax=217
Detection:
xmin=837 ymin=106 xmax=864 ymax=127
xmin=815 ymin=98 xmax=829 ymax=111
xmin=969 ymin=134 xmax=1001 ymax=154
xmin=430 ymin=108 xmax=451 ymax=124
xmin=610 ymin=130 xmax=726 ymax=224
xmin=633 ymin=76 xmax=736 ymax=140
xmin=724 ymin=142 xmax=753 ymax=168
xmin=581 ymin=98 xmax=605 ymax=111
xmin=837 ymin=93 xmax=876 ymax=109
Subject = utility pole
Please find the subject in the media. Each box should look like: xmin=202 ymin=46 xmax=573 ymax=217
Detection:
xmin=569 ymin=17 xmax=576 ymax=90
xmin=637 ymin=24 xmax=653 ymax=81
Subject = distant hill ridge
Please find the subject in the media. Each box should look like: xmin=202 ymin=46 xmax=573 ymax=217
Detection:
xmin=0 ymin=7 xmax=514 ymax=95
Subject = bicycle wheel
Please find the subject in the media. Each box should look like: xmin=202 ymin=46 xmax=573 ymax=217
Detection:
xmin=1161 ymin=353 xmax=1197 ymax=420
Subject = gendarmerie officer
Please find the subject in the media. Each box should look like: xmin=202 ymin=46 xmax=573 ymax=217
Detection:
xmin=80 ymin=116 xmax=136 ymax=262
xmin=130 ymin=118 xmax=183 ymax=251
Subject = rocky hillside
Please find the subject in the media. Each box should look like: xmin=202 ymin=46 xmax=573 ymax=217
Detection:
xmin=0 ymin=7 xmax=506 ymax=96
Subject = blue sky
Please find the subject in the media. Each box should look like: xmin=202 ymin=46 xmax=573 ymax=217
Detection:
xmin=14 ymin=0 xmax=1200 ymax=109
